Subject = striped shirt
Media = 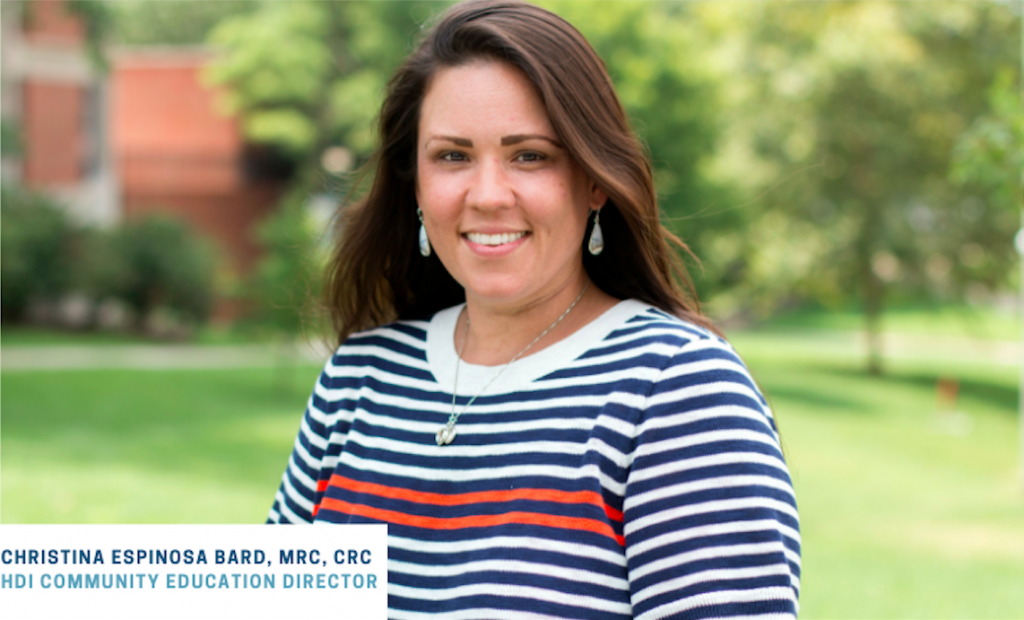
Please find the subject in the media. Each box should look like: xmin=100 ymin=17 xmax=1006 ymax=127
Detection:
xmin=268 ymin=299 xmax=801 ymax=619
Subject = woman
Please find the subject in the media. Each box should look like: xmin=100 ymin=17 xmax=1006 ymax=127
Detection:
xmin=269 ymin=2 xmax=801 ymax=618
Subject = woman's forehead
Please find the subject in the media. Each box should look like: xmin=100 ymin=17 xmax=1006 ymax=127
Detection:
xmin=419 ymin=61 xmax=555 ymax=146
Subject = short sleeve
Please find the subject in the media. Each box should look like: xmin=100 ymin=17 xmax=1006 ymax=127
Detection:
xmin=623 ymin=337 xmax=801 ymax=619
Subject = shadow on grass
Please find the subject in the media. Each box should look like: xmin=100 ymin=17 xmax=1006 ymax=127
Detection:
xmin=888 ymin=373 xmax=1018 ymax=414
xmin=746 ymin=358 xmax=873 ymax=416
xmin=761 ymin=383 xmax=868 ymax=414
xmin=795 ymin=364 xmax=1018 ymax=415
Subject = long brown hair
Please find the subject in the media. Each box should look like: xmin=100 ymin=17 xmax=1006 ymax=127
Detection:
xmin=325 ymin=0 xmax=716 ymax=346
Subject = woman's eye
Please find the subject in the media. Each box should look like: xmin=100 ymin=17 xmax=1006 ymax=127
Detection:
xmin=516 ymin=152 xmax=545 ymax=163
xmin=440 ymin=152 xmax=467 ymax=162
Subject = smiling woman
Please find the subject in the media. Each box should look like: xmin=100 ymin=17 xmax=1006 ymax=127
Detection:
xmin=415 ymin=60 xmax=615 ymax=363
xmin=268 ymin=2 xmax=801 ymax=619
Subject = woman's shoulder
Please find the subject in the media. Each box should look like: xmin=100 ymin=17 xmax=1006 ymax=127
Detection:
xmin=338 ymin=317 xmax=432 ymax=349
xmin=610 ymin=302 xmax=766 ymax=407
xmin=323 ymin=303 xmax=473 ymax=374
xmin=606 ymin=300 xmax=735 ymax=357
xmin=322 ymin=315 xmax=438 ymax=375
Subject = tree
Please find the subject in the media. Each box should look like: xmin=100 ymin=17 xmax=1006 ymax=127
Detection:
xmin=542 ymin=2 xmax=737 ymax=300
xmin=106 ymin=0 xmax=264 ymax=47
xmin=93 ymin=216 xmax=218 ymax=329
xmin=0 ymin=186 xmax=81 ymax=321
xmin=204 ymin=1 xmax=447 ymax=170
xmin=950 ymin=69 xmax=1022 ymax=298
xmin=693 ymin=1 xmax=1020 ymax=373
xmin=249 ymin=194 xmax=328 ymax=338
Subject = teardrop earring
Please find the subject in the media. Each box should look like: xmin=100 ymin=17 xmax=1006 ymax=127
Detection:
xmin=588 ymin=209 xmax=604 ymax=255
xmin=417 ymin=208 xmax=431 ymax=257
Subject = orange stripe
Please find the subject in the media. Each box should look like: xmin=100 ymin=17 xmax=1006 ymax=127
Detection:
xmin=328 ymin=475 xmax=624 ymax=522
xmin=318 ymin=496 xmax=626 ymax=546
xmin=312 ymin=479 xmax=330 ymax=517
xmin=602 ymin=504 xmax=624 ymax=522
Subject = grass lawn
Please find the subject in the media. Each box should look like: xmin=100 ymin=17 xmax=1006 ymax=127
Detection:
xmin=1 ymin=365 xmax=322 ymax=523
xmin=753 ymin=303 xmax=1020 ymax=341
xmin=730 ymin=331 xmax=1023 ymax=619
xmin=0 ymin=324 xmax=287 ymax=347
xmin=2 ymin=328 xmax=1022 ymax=618
xmin=0 ymin=326 xmax=154 ymax=346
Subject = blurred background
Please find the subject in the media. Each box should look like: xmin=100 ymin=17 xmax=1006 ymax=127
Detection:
xmin=1 ymin=1 xmax=1021 ymax=616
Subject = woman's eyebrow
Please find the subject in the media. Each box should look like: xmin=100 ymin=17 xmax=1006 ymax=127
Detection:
xmin=426 ymin=135 xmax=473 ymax=147
xmin=502 ymin=134 xmax=563 ymax=147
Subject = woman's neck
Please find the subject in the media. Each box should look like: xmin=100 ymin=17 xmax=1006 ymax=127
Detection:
xmin=456 ymin=272 xmax=619 ymax=366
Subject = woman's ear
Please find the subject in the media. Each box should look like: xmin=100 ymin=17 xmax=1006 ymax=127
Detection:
xmin=590 ymin=181 xmax=607 ymax=211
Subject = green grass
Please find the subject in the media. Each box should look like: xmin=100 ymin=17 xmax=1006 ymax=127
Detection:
xmin=0 ymin=324 xmax=287 ymax=347
xmin=0 ymin=326 xmax=153 ymax=346
xmin=1 ymin=365 xmax=322 ymax=523
xmin=1 ymin=329 xmax=1022 ymax=618
xmin=756 ymin=304 xmax=1020 ymax=341
xmin=731 ymin=332 xmax=1023 ymax=619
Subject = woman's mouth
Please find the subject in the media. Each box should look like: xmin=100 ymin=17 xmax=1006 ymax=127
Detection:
xmin=464 ymin=231 xmax=528 ymax=246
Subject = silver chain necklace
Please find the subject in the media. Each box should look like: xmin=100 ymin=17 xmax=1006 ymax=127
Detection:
xmin=435 ymin=281 xmax=590 ymax=446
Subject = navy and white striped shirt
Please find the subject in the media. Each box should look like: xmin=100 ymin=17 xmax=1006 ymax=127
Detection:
xmin=269 ymin=300 xmax=801 ymax=618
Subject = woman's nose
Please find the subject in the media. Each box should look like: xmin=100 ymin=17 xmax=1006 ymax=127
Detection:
xmin=467 ymin=159 xmax=514 ymax=211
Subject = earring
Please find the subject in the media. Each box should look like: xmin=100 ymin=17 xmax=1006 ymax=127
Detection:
xmin=417 ymin=208 xmax=431 ymax=257
xmin=588 ymin=209 xmax=604 ymax=255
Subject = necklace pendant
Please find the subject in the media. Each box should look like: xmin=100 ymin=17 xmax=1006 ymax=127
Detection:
xmin=435 ymin=425 xmax=456 ymax=446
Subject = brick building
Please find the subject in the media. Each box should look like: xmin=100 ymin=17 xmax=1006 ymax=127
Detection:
xmin=111 ymin=48 xmax=287 ymax=289
xmin=2 ymin=0 xmax=290 ymax=321
xmin=1 ymin=0 xmax=116 ymax=225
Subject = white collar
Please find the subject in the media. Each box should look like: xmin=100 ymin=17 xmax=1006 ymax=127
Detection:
xmin=426 ymin=298 xmax=651 ymax=394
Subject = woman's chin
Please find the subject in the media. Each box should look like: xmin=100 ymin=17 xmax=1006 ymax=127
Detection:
xmin=462 ymin=284 xmax=532 ymax=307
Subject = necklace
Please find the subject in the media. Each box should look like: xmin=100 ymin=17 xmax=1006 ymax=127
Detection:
xmin=435 ymin=281 xmax=590 ymax=446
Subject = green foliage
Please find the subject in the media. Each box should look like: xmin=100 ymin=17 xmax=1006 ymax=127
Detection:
xmin=153 ymin=1 xmax=1021 ymax=348
xmin=1 ymin=117 xmax=22 ymax=157
xmin=106 ymin=0 xmax=264 ymax=47
xmin=206 ymin=2 xmax=332 ymax=157
xmin=542 ymin=2 xmax=736 ymax=296
xmin=0 ymin=189 xmax=216 ymax=328
xmin=0 ymin=186 xmax=81 ymax=321
xmin=90 ymin=216 xmax=218 ymax=325
xmin=64 ymin=0 xmax=113 ymax=71
xmin=954 ymin=71 xmax=1023 ymax=187
xmin=205 ymin=1 xmax=447 ymax=164
xmin=949 ymin=70 xmax=1022 ymax=292
xmin=952 ymin=70 xmax=1022 ymax=204
xmin=694 ymin=3 xmax=1019 ymax=328
xmin=249 ymin=196 xmax=328 ymax=337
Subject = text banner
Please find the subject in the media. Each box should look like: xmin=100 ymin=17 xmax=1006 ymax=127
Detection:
xmin=0 ymin=524 xmax=387 ymax=619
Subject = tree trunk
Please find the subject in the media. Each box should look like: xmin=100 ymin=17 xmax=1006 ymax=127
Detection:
xmin=856 ymin=207 xmax=885 ymax=376
xmin=863 ymin=286 xmax=883 ymax=376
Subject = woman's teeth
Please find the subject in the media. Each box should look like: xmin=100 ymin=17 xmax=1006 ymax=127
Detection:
xmin=466 ymin=232 xmax=526 ymax=246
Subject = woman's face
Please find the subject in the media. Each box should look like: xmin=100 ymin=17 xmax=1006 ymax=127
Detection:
xmin=415 ymin=60 xmax=606 ymax=311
